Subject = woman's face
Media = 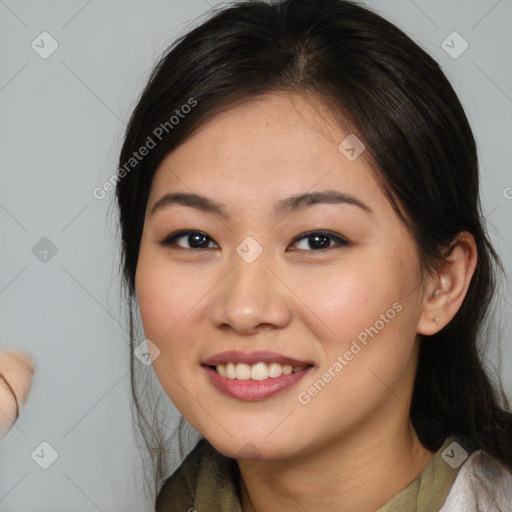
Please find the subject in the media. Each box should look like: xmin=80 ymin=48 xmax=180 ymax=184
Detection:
xmin=135 ymin=92 xmax=428 ymax=461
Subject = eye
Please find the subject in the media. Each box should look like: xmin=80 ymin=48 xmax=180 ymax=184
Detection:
xmin=158 ymin=230 xmax=218 ymax=250
xmin=158 ymin=229 xmax=349 ymax=252
xmin=289 ymin=230 xmax=349 ymax=251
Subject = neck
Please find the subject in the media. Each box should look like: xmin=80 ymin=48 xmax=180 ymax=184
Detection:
xmin=238 ymin=408 xmax=435 ymax=512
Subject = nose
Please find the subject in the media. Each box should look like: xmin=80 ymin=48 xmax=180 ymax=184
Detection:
xmin=209 ymin=250 xmax=292 ymax=335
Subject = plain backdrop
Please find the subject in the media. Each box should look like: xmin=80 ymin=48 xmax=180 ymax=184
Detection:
xmin=1 ymin=0 xmax=511 ymax=510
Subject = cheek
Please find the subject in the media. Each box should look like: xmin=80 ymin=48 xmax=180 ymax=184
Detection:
xmin=307 ymin=251 xmax=417 ymax=337
xmin=135 ymin=253 xmax=203 ymax=416
xmin=135 ymin=249 xmax=204 ymax=343
xmin=134 ymin=256 xmax=198 ymax=407
xmin=305 ymin=248 xmax=421 ymax=388
xmin=294 ymin=274 xmax=417 ymax=435
xmin=134 ymin=248 xmax=217 ymax=404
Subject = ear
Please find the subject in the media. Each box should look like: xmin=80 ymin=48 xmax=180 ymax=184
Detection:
xmin=417 ymin=232 xmax=477 ymax=336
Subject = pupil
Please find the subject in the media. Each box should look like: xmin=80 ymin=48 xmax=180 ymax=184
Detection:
xmin=310 ymin=235 xmax=329 ymax=250
xmin=191 ymin=234 xmax=209 ymax=248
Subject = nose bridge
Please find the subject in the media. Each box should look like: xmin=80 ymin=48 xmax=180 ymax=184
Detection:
xmin=210 ymin=240 xmax=290 ymax=333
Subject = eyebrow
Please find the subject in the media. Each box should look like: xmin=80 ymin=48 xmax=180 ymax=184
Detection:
xmin=150 ymin=190 xmax=373 ymax=218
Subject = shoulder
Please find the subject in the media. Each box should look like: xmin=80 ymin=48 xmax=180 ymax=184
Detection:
xmin=440 ymin=449 xmax=512 ymax=512
xmin=155 ymin=438 xmax=241 ymax=512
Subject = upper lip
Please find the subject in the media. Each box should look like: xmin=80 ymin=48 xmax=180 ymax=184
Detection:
xmin=202 ymin=350 xmax=314 ymax=367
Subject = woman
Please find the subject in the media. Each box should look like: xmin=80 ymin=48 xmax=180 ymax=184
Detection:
xmin=115 ymin=0 xmax=512 ymax=509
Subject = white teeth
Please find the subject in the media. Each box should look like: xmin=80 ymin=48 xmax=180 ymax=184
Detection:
xmin=226 ymin=362 xmax=236 ymax=379
xmin=251 ymin=362 xmax=268 ymax=380
xmin=235 ymin=363 xmax=251 ymax=380
xmin=268 ymin=363 xmax=282 ymax=378
xmin=282 ymin=365 xmax=292 ymax=375
xmin=214 ymin=361 xmax=308 ymax=380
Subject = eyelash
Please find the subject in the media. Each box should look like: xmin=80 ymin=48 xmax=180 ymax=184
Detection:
xmin=157 ymin=229 xmax=350 ymax=252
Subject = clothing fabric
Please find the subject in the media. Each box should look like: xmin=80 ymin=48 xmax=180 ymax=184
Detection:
xmin=440 ymin=447 xmax=512 ymax=511
xmin=155 ymin=435 xmax=512 ymax=511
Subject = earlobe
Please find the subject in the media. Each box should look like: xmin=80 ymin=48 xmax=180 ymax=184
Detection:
xmin=416 ymin=232 xmax=477 ymax=336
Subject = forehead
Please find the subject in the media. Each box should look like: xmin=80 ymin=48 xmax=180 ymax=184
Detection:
xmin=149 ymin=92 xmax=386 ymax=216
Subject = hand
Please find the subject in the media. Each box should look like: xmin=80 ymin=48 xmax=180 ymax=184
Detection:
xmin=0 ymin=350 xmax=35 ymax=438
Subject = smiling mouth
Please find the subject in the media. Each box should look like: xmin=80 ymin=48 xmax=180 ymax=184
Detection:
xmin=206 ymin=361 xmax=313 ymax=381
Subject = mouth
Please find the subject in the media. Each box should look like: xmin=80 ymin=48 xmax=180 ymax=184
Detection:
xmin=201 ymin=351 xmax=314 ymax=401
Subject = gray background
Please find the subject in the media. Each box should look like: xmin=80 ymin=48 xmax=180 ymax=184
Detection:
xmin=1 ymin=0 xmax=511 ymax=510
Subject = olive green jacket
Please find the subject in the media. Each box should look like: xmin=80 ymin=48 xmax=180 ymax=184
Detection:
xmin=155 ymin=435 xmax=512 ymax=511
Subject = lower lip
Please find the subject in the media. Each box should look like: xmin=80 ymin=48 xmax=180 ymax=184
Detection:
xmin=202 ymin=365 xmax=313 ymax=401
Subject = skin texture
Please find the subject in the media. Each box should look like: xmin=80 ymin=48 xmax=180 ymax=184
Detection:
xmin=135 ymin=92 xmax=477 ymax=511
xmin=0 ymin=350 xmax=35 ymax=438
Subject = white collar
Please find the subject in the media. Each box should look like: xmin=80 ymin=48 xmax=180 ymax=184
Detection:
xmin=440 ymin=449 xmax=512 ymax=511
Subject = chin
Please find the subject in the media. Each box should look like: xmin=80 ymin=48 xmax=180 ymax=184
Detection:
xmin=202 ymin=427 xmax=303 ymax=463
